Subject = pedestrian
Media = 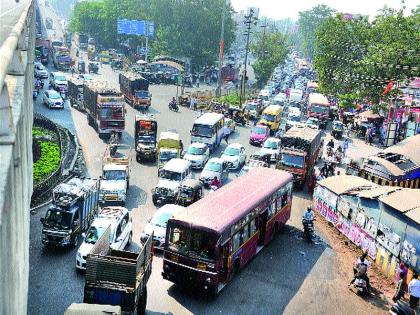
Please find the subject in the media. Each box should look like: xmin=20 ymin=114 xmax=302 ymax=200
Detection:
xmin=222 ymin=125 xmax=230 ymax=144
xmin=408 ymin=273 xmax=420 ymax=309
xmin=393 ymin=271 xmax=406 ymax=303
xmin=342 ymin=138 xmax=349 ymax=155
xmin=397 ymin=262 xmax=408 ymax=284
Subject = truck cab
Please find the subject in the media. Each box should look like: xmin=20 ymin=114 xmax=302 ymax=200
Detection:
xmin=135 ymin=115 xmax=157 ymax=162
xmin=41 ymin=178 xmax=99 ymax=248
xmin=99 ymin=144 xmax=131 ymax=205
xmin=152 ymin=158 xmax=192 ymax=207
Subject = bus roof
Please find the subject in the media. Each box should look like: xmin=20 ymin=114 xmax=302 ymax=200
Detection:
xmin=171 ymin=167 xmax=292 ymax=235
xmin=308 ymin=93 xmax=329 ymax=106
xmin=263 ymin=105 xmax=282 ymax=115
xmin=193 ymin=113 xmax=224 ymax=126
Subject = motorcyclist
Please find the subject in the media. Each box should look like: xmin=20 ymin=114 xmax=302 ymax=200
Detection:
xmin=303 ymin=206 xmax=315 ymax=223
xmin=349 ymin=253 xmax=370 ymax=291
xmin=327 ymin=138 xmax=335 ymax=149
xmin=169 ymin=97 xmax=177 ymax=110
xmin=210 ymin=176 xmax=221 ymax=188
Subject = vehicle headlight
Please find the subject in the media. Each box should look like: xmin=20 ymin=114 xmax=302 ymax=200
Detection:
xmin=118 ymin=189 xmax=126 ymax=195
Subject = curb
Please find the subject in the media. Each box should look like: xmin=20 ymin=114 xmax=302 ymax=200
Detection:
xmin=63 ymin=129 xmax=80 ymax=176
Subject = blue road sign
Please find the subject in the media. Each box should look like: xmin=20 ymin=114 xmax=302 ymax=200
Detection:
xmin=148 ymin=21 xmax=154 ymax=37
xmin=117 ymin=19 xmax=129 ymax=34
xmin=134 ymin=20 xmax=146 ymax=36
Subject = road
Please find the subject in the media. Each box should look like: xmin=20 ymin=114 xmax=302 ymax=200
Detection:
xmin=0 ymin=0 xmax=31 ymax=48
xmin=28 ymin=4 xmax=384 ymax=315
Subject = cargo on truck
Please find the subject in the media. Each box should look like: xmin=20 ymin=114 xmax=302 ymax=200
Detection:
xmin=84 ymin=81 xmax=126 ymax=136
xmin=277 ymin=126 xmax=322 ymax=187
xmin=135 ymin=115 xmax=158 ymax=162
xmin=119 ymin=72 xmax=152 ymax=109
xmin=83 ymin=226 xmax=153 ymax=315
xmin=67 ymin=77 xmax=84 ymax=110
xmin=99 ymin=144 xmax=131 ymax=205
xmin=157 ymin=131 xmax=182 ymax=168
xmin=53 ymin=46 xmax=71 ymax=71
xmin=40 ymin=178 xmax=99 ymax=248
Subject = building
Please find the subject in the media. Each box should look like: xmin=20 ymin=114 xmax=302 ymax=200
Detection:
xmin=0 ymin=1 xmax=35 ymax=314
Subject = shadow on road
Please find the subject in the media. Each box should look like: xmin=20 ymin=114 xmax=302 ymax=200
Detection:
xmin=165 ymin=225 xmax=328 ymax=315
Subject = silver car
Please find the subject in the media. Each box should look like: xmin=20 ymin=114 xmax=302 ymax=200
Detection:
xmin=43 ymin=90 xmax=64 ymax=109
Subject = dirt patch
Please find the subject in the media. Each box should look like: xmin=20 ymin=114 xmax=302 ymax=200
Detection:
xmin=315 ymin=216 xmax=394 ymax=312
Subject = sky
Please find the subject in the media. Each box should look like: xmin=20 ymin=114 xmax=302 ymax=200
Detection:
xmin=230 ymin=0 xmax=419 ymax=20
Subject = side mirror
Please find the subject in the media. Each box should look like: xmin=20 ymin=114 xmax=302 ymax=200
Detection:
xmin=81 ymin=233 xmax=86 ymax=239
xmin=40 ymin=217 xmax=45 ymax=223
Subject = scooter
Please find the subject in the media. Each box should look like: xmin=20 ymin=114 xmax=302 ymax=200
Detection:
xmin=33 ymin=90 xmax=38 ymax=100
xmin=302 ymin=218 xmax=314 ymax=242
xmin=350 ymin=276 xmax=368 ymax=296
xmin=168 ymin=101 xmax=179 ymax=112
xmin=59 ymin=87 xmax=66 ymax=100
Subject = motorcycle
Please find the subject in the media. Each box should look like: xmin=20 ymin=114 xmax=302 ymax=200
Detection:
xmin=302 ymin=218 xmax=314 ymax=242
xmin=233 ymin=115 xmax=246 ymax=126
xmin=390 ymin=300 xmax=416 ymax=315
xmin=33 ymin=90 xmax=38 ymax=99
xmin=59 ymin=87 xmax=66 ymax=100
xmin=168 ymin=101 xmax=179 ymax=112
xmin=350 ymin=276 xmax=368 ymax=296
xmin=334 ymin=150 xmax=343 ymax=164
xmin=326 ymin=146 xmax=333 ymax=157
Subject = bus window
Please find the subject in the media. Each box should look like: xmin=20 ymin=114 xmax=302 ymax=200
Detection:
xmin=250 ymin=219 xmax=257 ymax=235
xmin=232 ymin=232 xmax=241 ymax=252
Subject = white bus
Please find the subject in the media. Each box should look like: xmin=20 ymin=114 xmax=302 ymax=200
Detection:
xmin=190 ymin=113 xmax=224 ymax=153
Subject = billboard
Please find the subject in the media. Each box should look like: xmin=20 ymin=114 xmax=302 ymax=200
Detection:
xmin=117 ymin=19 xmax=154 ymax=37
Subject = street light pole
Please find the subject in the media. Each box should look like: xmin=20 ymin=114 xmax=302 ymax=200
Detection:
xmin=217 ymin=0 xmax=228 ymax=97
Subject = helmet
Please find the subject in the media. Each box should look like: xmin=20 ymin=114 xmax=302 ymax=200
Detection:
xmin=307 ymin=206 xmax=312 ymax=211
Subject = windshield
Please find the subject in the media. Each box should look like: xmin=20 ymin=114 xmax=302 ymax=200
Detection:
xmin=179 ymin=187 xmax=193 ymax=198
xmin=310 ymin=104 xmax=329 ymax=114
xmin=253 ymin=126 xmax=267 ymax=135
xmin=159 ymin=170 xmax=182 ymax=181
xmin=151 ymin=212 xmax=173 ymax=228
xmin=264 ymin=140 xmax=278 ymax=149
xmin=44 ymin=209 xmax=73 ymax=229
xmin=56 ymin=75 xmax=66 ymax=81
xmin=103 ymin=170 xmax=126 ymax=180
xmin=160 ymin=150 xmax=178 ymax=161
xmin=85 ymin=225 xmax=109 ymax=244
xmin=135 ymin=91 xmax=149 ymax=98
xmin=224 ymin=147 xmax=239 ymax=156
xmin=204 ymin=161 xmax=221 ymax=172
xmin=259 ymin=95 xmax=269 ymax=101
xmin=288 ymin=115 xmax=300 ymax=122
xmin=49 ymin=92 xmax=61 ymax=99
xmin=99 ymin=107 xmax=124 ymax=119
xmin=281 ymin=153 xmax=304 ymax=168
xmin=191 ymin=124 xmax=214 ymax=138
xmin=333 ymin=122 xmax=344 ymax=130
xmin=261 ymin=113 xmax=276 ymax=122
xmin=167 ymin=225 xmax=217 ymax=261
xmin=138 ymin=135 xmax=155 ymax=144
xmin=247 ymin=104 xmax=257 ymax=111
xmin=188 ymin=146 xmax=206 ymax=155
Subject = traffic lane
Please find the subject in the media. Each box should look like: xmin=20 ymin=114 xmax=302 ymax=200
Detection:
xmin=0 ymin=0 xmax=31 ymax=48
xmin=28 ymin=204 xmax=85 ymax=315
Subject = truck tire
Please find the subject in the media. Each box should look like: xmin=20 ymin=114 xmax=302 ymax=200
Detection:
xmin=137 ymin=287 xmax=147 ymax=315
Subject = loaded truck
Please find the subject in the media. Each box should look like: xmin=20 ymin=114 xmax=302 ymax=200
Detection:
xmin=99 ymin=144 xmax=131 ymax=205
xmin=84 ymin=81 xmax=126 ymax=136
xmin=119 ymin=72 xmax=152 ymax=109
xmin=53 ymin=46 xmax=71 ymax=71
xmin=83 ymin=227 xmax=153 ymax=315
xmin=307 ymin=93 xmax=331 ymax=129
xmin=135 ymin=115 xmax=158 ymax=162
xmin=67 ymin=77 xmax=84 ymax=110
xmin=277 ymin=126 xmax=322 ymax=187
xmin=40 ymin=178 xmax=99 ymax=248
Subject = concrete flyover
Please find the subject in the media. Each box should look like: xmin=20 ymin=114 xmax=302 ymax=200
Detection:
xmin=0 ymin=0 xmax=35 ymax=314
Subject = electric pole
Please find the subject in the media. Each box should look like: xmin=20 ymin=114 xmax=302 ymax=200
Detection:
xmin=217 ymin=0 xmax=228 ymax=96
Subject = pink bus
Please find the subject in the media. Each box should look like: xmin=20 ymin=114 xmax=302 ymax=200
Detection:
xmin=162 ymin=167 xmax=293 ymax=295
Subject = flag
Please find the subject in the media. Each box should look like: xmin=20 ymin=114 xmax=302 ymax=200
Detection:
xmin=383 ymin=80 xmax=393 ymax=95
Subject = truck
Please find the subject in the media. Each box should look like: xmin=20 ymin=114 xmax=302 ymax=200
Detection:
xmin=119 ymin=72 xmax=152 ymax=109
xmin=99 ymin=144 xmax=131 ymax=205
xmin=67 ymin=77 xmax=84 ymax=110
xmin=307 ymin=93 xmax=331 ymax=129
xmin=83 ymin=226 xmax=153 ymax=315
xmin=35 ymin=38 xmax=51 ymax=65
xmin=84 ymin=81 xmax=126 ymax=136
xmin=40 ymin=178 xmax=99 ymax=248
xmin=135 ymin=115 xmax=158 ymax=163
xmin=276 ymin=126 xmax=322 ymax=188
xmin=74 ymin=32 xmax=89 ymax=51
xmin=53 ymin=46 xmax=71 ymax=71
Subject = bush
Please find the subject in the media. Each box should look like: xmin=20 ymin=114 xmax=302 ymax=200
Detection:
xmin=32 ymin=127 xmax=61 ymax=184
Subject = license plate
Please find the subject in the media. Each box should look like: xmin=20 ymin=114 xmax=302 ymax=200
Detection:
xmin=197 ymin=262 xmax=206 ymax=271
xmin=105 ymin=195 xmax=118 ymax=200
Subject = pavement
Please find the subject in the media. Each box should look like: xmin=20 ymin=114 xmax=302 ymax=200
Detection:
xmin=28 ymin=5 xmax=388 ymax=315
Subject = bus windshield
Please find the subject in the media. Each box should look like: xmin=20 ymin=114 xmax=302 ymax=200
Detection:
xmin=167 ymin=225 xmax=218 ymax=261
xmin=310 ymin=104 xmax=329 ymax=114
xmin=99 ymin=107 xmax=124 ymax=119
xmin=191 ymin=124 xmax=214 ymax=138
xmin=261 ymin=113 xmax=276 ymax=122
xmin=281 ymin=153 xmax=304 ymax=168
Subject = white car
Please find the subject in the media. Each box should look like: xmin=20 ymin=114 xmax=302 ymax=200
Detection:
xmin=220 ymin=143 xmax=247 ymax=170
xmin=140 ymin=204 xmax=184 ymax=249
xmin=34 ymin=62 xmax=48 ymax=79
xmin=261 ymin=137 xmax=281 ymax=162
xmin=43 ymin=89 xmax=64 ymax=109
xmin=76 ymin=207 xmax=132 ymax=270
xmin=50 ymin=72 xmax=68 ymax=91
xmin=200 ymin=157 xmax=229 ymax=186
xmin=183 ymin=142 xmax=209 ymax=169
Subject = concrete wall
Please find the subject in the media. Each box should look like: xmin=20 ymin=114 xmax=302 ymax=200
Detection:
xmin=0 ymin=1 xmax=35 ymax=314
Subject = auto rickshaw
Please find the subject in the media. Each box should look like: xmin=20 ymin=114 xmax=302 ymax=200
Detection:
xmin=332 ymin=120 xmax=345 ymax=139
xmin=175 ymin=179 xmax=203 ymax=207
xmin=88 ymin=62 xmax=99 ymax=74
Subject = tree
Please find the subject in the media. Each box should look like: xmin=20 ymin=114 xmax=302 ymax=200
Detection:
xmin=297 ymin=4 xmax=335 ymax=60
xmin=251 ymin=31 xmax=289 ymax=87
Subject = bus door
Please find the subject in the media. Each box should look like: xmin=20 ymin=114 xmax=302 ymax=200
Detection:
xmin=257 ymin=209 xmax=268 ymax=246
xmin=220 ymin=241 xmax=230 ymax=281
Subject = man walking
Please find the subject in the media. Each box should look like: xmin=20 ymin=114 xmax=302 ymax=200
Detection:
xmin=408 ymin=273 xmax=420 ymax=309
xmin=222 ymin=125 xmax=230 ymax=144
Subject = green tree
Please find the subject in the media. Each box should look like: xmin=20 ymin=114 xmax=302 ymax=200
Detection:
xmin=251 ymin=31 xmax=289 ymax=86
xmin=297 ymin=4 xmax=335 ymax=60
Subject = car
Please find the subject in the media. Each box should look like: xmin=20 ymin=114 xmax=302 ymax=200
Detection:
xmin=305 ymin=117 xmax=320 ymax=129
xmin=249 ymin=124 xmax=270 ymax=146
xmin=140 ymin=204 xmax=184 ymax=250
xmin=220 ymin=143 xmax=247 ymax=170
xmin=199 ymin=157 xmax=229 ymax=187
xmin=260 ymin=137 xmax=281 ymax=162
xmin=183 ymin=142 xmax=210 ymax=169
xmin=76 ymin=206 xmax=132 ymax=270
xmin=50 ymin=72 xmax=68 ymax=91
xmin=34 ymin=62 xmax=48 ymax=79
xmin=224 ymin=118 xmax=236 ymax=133
xmin=43 ymin=89 xmax=64 ymax=109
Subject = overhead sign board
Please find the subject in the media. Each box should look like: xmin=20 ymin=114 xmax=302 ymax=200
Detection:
xmin=117 ymin=19 xmax=154 ymax=36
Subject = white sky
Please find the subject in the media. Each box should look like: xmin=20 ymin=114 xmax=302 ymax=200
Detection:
xmin=230 ymin=0 xmax=419 ymax=20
